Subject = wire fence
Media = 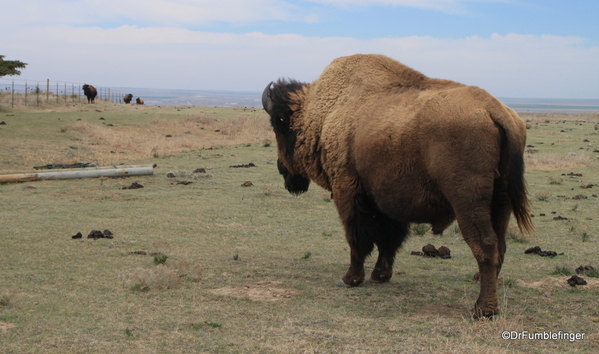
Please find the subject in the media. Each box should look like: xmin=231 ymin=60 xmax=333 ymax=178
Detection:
xmin=0 ymin=78 xmax=131 ymax=108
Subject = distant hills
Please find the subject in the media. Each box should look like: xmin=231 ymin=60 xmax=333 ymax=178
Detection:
xmin=119 ymin=87 xmax=599 ymax=113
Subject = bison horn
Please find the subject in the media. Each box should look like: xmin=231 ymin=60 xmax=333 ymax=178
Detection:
xmin=262 ymin=82 xmax=274 ymax=114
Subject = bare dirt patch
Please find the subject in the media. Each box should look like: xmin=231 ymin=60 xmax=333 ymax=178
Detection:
xmin=414 ymin=303 xmax=469 ymax=320
xmin=0 ymin=321 xmax=16 ymax=333
xmin=207 ymin=281 xmax=301 ymax=302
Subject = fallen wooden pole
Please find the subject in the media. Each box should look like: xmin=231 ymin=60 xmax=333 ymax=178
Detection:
xmin=0 ymin=165 xmax=154 ymax=184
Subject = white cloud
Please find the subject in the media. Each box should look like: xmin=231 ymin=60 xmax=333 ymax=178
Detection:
xmin=1 ymin=0 xmax=310 ymax=28
xmin=2 ymin=23 xmax=598 ymax=98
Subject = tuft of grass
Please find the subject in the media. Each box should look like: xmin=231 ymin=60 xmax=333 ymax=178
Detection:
xmin=0 ymin=293 xmax=14 ymax=307
xmin=411 ymin=224 xmax=431 ymax=236
xmin=130 ymin=283 xmax=150 ymax=292
xmin=153 ymin=254 xmax=168 ymax=265
xmin=569 ymin=226 xmax=576 ymax=233
xmin=586 ymin=268 xmax=599 ymax=278
xmin=124 ymin=328 xmax=135 ymax=337
xmin=301 ymin=252 xmax=312 ymax=260
xmin=507 ymin=232 xmax=528 ymax=244
xmin=233 ymin=253 xmax=239 ymax=261
xmin=548 ymin=176 xmax=563 ymax=185
xmin=128 ymin=265 xmax=181 ymax=291
xmin=502 ymin=278 xmax=517 ymax=288
xmin=582 ymin=232 xmax=591 ymax=242
xmin=551 ymin=266 xmax=573 ymax=276
xmin=534 ymin=191 xmax=551 ymax=202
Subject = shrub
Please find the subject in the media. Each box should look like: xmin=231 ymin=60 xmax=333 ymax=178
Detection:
xmin=551 ymin=266 xmax=572 ymax=276
xmin=411 ymin=224 xmax=431 ymax=236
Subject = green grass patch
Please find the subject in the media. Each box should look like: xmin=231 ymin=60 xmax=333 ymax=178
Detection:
xmin=0 ymin=108 xmax=597 ymax=353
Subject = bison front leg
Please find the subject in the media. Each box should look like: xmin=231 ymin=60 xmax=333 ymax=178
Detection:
xmin=371 ymin=218 xmax=409 ymax=283
xmin=334 ymin=185 xmax=373 ymax=287
xmin=334 ymin=183 xmax=408 ymax=286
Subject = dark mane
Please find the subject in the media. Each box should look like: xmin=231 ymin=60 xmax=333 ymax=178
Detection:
xmin=268 ymin=78 xmax=305 ymax=134
xmin=267 ymin=78 xmax=306 ymax=163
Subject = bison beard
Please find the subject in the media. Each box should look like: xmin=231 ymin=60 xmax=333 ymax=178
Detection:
xmin=262 ymin=54 xmax=533 ymax=319
xmin=277 ymin=159 xmax=310 ymax=195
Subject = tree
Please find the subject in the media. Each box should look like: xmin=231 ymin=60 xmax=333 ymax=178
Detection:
xmin=0 ymin=55 xmax=28 ymax=78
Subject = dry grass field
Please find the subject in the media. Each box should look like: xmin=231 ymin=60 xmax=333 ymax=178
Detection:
xmin=1 ymin=102 xmax=598 ymax=353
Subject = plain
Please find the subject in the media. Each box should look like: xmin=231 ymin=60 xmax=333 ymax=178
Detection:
xmin=1 ymin=101 xmax=598 ymax=353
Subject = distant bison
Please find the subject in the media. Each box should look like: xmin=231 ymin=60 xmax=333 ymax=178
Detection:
xmin=136 ymin=97 xmax=144 ymax=105
xmin=262 ymin=54 xmax=533 ymax=319
xmin=123 ymin=94 xmax=133 ymax=104
xmin=82 ymin=84 xmax=97 ymax=103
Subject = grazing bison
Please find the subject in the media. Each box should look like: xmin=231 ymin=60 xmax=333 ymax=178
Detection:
xmin=262 ymin=54 xmax=533 ymax=318
xmin=82 ymin=84 xmax=97 ymax=103
xmin=123 ymin=93 xmax=133 ymax=104
xmin=136 ymin=97 xmax=144 ymax=105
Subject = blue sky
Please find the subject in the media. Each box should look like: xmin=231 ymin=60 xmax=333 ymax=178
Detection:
xmin=1 ymin=0 xmax=598 ymax=98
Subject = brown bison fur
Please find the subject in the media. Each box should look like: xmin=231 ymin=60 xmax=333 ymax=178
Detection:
xmin=263 ymin=54 xmax=534 ymax=319
xmin=136 ymin=97 xmax=144 ymax=105
xmin=123 ymin=93 xmax=133 ymax=104
xmin=82 ymin=84 xmax=97 ymax=103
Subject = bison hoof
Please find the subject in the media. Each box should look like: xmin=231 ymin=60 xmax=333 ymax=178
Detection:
xmin=336 ymin=280 xmax=351 ymax=288
xmin=337 ymin=277 xmax=363 ymax=287
xmin=370 ymin=275 xmax=391 ymax=283
xmin=472 ymin=307 xmax=498 ymax=320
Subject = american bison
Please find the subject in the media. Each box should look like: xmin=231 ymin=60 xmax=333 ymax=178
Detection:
xmin=136 ymin=97 xmax=144 ymax=105
xmin=262 ymin=54 xmax=533 ymax=318
xmin=82 ymin=84 xmax=97 ymax=103
xmin=123 ymin=94 xmax=133 ymax=104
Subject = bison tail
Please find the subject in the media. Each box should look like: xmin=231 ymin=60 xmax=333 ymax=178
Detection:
xmin=490 ymin=104 xmax=534 ymax=236
xmin=507 ymin=151 xmax=534 ymax=235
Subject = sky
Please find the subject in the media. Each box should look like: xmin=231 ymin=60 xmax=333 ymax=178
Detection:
xmin=1 ymin=0 xmax=598 ymax=98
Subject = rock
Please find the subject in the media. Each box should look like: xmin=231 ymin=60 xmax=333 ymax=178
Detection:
xmin=123 ymin=182 xmax=144 ymax=189
xmin=72 ymin=232 xmax=82 ymax=239
xmin=525 ymin=246 xmax=560 ymax=257
xmin=87 ymin=230 xmax=104 ymax=239
xmin=437 ymin=246 xmax=451 ymax=259
xmin=567 ymin=275 xmax=587 ymax=287
xmin=537 ymin=250 xmax=557 ymax=257
xmin=525 ymin=246 xmax=542 ymax=254
xmin=230 ymin=163 xmax=256 ymax=168
xmin=575 ymin=265 xmax=595 ymax=275
xmin=422 ymin=244 xmax=439 ymax=257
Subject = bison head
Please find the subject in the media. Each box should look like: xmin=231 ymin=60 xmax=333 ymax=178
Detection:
xmin=263 ymin=80 xmax=310 ymax=195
